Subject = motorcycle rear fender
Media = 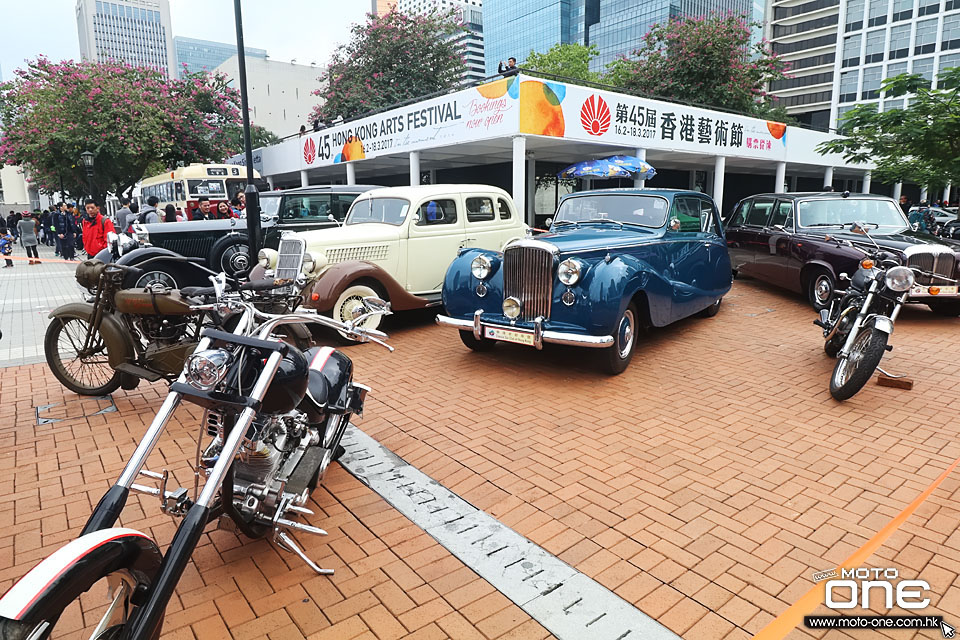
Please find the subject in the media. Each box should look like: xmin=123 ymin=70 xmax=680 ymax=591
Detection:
xmin=872 ymin=315 xmax=894 ymax=334
xmin=0 ymin=528 xmax=162 ymax=623
xmin=48 ymin=303 xmax=135 ymax=369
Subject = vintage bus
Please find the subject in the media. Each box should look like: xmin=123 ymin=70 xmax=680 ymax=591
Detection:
xmin=139 ymin=164 xmax=261 ymax=219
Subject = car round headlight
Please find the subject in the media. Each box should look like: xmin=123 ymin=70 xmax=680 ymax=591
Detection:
xmin=471 ymin=255 xmax=492 ymax=280
xmin=185 ymin=349 xmax=232 ymax=391
xmin=884 ymin=265 xmax=915 ymax=292
xmin=503 ymin=296 xmax=521 ymax=319
xmin=558 ymin=258 xmax=583 ymax=286
xmin=302 ymin=252 xmax=316 ymax=274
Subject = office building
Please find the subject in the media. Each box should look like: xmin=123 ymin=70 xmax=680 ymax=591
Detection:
xmin=485 ymin=0 xmax=760 ymax=75
xmin=768 ymin=0 xmax=960 ymax=130
xmin=75 ymin=0 xmax=176 ymax=77
xmin=398 ymin=0 xmax=487 ymax=83
xmin=214 ymin=56 xmax=320 ymax=138
xmin=174 ymin=37 xmax=267 ymax=78
xmin=371 ymin=0 xmax=398 ymax=13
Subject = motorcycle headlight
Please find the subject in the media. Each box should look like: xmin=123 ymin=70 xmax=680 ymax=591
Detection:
xmin=558 ymin=258 xmax=583 ymax=286
xmin=185 ymin=349 xmax=232 ymax=391
xmin=471 ymin=255 xmax=492 ymax=280
xmin=884 ymin=266 xmax=915 ymax=292
xmin=258 ymin=248 xmax=278 ymax=269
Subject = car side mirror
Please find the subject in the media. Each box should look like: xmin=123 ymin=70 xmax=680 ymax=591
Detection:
xmin=839 ymin=272 xmax=850 ymax=281
xmin=545 ymin=217 xmax=553 ymax=228
xmin=772 ymin=224 xmax=786 ymax=232
xmin=668 ymin=217 xmax=681 ymax=231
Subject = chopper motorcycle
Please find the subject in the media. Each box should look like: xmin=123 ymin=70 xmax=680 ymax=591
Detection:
xmin=1 ymin=273 xmax=393 ymax=639
xmin=815 ymin=221 xmax=958 ymax=400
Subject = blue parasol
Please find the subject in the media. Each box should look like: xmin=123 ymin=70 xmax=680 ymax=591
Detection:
xmin=605 ymin=155 xmax=657 ymax=180
xmin=558 ymin=159 xmax=633 ymax=179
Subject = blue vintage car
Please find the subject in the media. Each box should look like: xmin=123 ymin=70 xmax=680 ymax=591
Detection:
xmin=435 ymin=188 xmax=733 ymax=373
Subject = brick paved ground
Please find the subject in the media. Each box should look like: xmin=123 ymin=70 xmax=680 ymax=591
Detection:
xmin=2 ymin=277 xmax=960 ymax=638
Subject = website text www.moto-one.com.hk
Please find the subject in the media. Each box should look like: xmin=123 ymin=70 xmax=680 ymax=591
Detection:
xmin=805 ymin=615 xmax=944 ymax=630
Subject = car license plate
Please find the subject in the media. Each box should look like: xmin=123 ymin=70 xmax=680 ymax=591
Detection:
xmin=485 ymin=326 xmax=535 ymax=346
xmin=912 ymin=285 xmax=959 ymax=295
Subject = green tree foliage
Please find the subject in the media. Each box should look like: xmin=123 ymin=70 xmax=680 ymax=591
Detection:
xmin=818 ymin=69 xmax=960 ymax=188
xmin=0 ymin=58 xmax=246 ymax=203
xmin=311 ymin=9 xmax=466 ymax=123
xmin=604 ymin=13 xmax=790 ymax=116
xmin=523 ymin=43 xmax=601 ymax=84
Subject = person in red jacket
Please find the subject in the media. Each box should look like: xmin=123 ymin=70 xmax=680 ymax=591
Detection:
xmin=80 ymin=200 xmax=117 ymax=259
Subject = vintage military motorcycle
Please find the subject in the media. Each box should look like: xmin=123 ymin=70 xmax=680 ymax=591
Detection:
xmin=1 ymin=274 xmax=392 ymax=639
xmin=814 ymin=222 xmax=958 ymax=400
xmin=45 ymin=257 xmax=309 ymax=396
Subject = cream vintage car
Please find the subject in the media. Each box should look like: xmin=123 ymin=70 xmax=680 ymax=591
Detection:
xmin=257 ymin=185 xmax=526 ymax=335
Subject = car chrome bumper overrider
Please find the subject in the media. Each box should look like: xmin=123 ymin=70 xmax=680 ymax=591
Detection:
xmin=435 ymin=312 xmax=614 ymax=350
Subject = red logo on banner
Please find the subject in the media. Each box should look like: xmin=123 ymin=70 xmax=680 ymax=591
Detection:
xmin=303 ymin=138 xmax=316 ymax=165
xmin=580 ymin=95 xmax=611 ymax=136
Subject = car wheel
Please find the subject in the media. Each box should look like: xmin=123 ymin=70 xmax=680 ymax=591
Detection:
xmin=459 ymin=330 xmax=495 ymax=352
xmin=332 ymin=283 xmax=384 ymax=343
xmin=806 ymin=270 xmax=835 ymax=310
xmin=209 ymin=234 xmax=251 ymax=279
xmin=928 ymin=300 xmax=960 ymax=316
xmin=602 ymin=303 xmax=638 ymax=375
xmin=697 ymin=297 xmax=723 ymax=318
xmin=122 ymin=264 xmax=182 ymax=290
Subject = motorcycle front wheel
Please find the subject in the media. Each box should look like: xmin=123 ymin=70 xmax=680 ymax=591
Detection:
xmin=829 ymin=327 xmax=888 ymax=401
xmin=44 ymin=317 xmax=122 ymax=396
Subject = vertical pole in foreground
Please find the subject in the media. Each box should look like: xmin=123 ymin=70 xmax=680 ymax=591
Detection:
xmin=634 ymin=148 xmax=646 ymax=189
xmin=862 ymin=171 xmax=872 ymax=194
xmin=713 ymin=156 xmax=726 ymax=213
xmin=410 ymin=151 xmax=421 ymax=186
xmin=775 ymin=161 xmax=786 ymax=193
xmin=235 ymin=0 xmax=260 ymax=262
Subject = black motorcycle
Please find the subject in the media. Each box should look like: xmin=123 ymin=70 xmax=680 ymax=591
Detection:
xmin=815 ymin=221 xmax=956 ymax=400
xmin=1 ymin=275 xmax=392 ymax=639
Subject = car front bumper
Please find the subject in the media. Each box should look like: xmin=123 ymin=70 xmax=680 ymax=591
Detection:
xmin=436 ymin=311 xmax=614 ymax=350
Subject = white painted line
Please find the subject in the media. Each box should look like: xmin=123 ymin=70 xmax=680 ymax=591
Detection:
xmin=339 ymin=427 xmax=680 ymax=640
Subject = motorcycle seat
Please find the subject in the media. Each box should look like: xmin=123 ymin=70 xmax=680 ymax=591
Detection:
xmin=114 ymin=289 xmax=195 ymax=316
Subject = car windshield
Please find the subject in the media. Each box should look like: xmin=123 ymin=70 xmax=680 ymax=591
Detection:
xmin=346 ymin=197 xmax=410 ymax=226
xmin=259 ymin=195 xmax=281 ymax=217
xmin=554 ymin=195 xmax=669 ymax=228
xmin=797 ymin=198 xmax=908 ymax=229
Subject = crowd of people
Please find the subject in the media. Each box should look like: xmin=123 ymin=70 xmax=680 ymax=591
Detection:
xmin=0 ymin=200 xmax=119 ymax=267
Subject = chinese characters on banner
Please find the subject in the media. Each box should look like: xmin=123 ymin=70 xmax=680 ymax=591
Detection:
xmin=612 ymin=103 xmax=776 ymax=152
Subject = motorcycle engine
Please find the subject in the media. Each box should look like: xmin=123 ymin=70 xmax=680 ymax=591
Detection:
xmin=201 ymin=409 xmax=321 ymax=523
xmin=136 ymin=315 xmax=189 ymax=343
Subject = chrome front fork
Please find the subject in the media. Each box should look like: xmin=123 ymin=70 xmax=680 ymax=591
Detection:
xmin=838 ymin=282 xmax=877 ymax=358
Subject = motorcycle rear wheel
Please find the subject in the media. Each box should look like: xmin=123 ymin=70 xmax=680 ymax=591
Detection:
xmin=44 ymin=317 xmax=122 ymax=396
xmin=829 ymin=327 xmax=888 ymax=401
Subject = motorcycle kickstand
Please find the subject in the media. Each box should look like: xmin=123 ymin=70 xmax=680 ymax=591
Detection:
xmin=273 ymin=529 xmax=334 ymax=575
xmin=876 ymin=366 xmax=908 ymax=379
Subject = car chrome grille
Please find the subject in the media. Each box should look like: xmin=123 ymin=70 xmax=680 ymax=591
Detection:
xmin=275 ymin=236 xmax=305 ymax=293
xmin=503 ymin=243 xmax=555 ymax=321
xmin=327 ymin=245 xmax=389 ymax=264
xmin=905 ymin=246 xmax=956 ymax=285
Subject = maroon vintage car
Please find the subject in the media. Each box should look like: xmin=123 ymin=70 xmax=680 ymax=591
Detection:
xmin=725 ymin=192 xmax=960 ymax=315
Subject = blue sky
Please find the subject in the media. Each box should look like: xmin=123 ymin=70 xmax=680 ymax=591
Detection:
xmin=0 ymin=0 xmax=368 ymax=81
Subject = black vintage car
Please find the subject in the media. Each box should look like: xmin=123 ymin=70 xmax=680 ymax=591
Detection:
xmin=125 ymin=185 xmax=379 ymax=289
xmin=725 ymin=192 xmax=960 ymax=315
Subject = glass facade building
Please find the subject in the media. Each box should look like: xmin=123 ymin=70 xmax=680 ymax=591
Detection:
xmin=174 ymin=37 xmax=267 ymax=78
xmin=485 ymin=0 xmax=760 ymax=75
xmin=76 ymin=0 xmax=176 ymax=77
xmin=397 ymin=0 xmax=487 ymax=83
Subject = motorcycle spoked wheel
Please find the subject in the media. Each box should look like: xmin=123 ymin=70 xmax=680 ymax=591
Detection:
xmin=44 ymin=316 xmax=122 ymax=396
xmin=829 ymin=327 xmax=888 ymax=401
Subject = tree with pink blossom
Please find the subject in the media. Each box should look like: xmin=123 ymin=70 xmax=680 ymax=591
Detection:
xmin=310 ymin=8 xmax=466 ymax=124
xmin=605 ymin=13 xmax=791 ymax=118
xmin=0 ymin=58 xmax=252 ymax=203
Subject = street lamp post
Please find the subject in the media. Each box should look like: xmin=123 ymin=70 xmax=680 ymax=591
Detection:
xmin=79 ymin=150 xmax=95 ymax=202
xmin=233 ymin=0 xmax=261 ymax=263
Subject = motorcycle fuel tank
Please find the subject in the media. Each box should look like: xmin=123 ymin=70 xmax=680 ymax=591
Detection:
xmin=260 ymin=346 xmax=309 ymax=414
